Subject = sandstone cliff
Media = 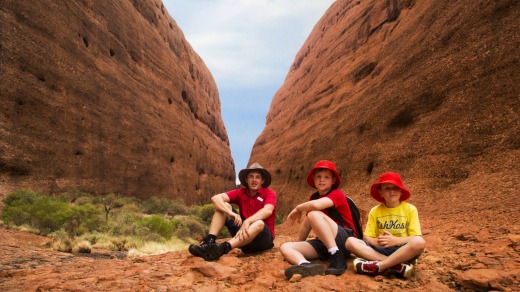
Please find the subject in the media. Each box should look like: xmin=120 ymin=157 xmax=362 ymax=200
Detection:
xmin=250 ymin=0 xmax=519 ymax=219
xmin=0 ymin=0 xmax=235 ymax=203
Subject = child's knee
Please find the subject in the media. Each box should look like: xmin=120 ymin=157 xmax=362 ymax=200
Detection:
xmin=345 ymin=237 xmax=360 ymax=250
xmin=252 ymin=220 xmax=265 ymax=232
xmin=280 ymin=242 xmax=292 ymax=256
xmin=409 ymin=236 xmax=426 ymax=252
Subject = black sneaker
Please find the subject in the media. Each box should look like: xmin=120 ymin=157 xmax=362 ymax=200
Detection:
xmin=284 ymin=263 xmax=325 ymax=280
xmin=188 ymin=236 xmax=216 ymax=260
xmin=325 ymin=250 xmax=346 ymax=275
xmin=204 ymin=242 xmax=231 ymax=261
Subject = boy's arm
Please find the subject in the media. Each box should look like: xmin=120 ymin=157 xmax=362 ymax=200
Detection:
xmin=377 ymin=231 xmax=420 ymax=247
xmin=286 ymin=197 xmax=333 ymax=224
xmin=293 ymin=197 xmax=334 ymax=213
xmin=363 ymin=235 xmax=379 ymax=246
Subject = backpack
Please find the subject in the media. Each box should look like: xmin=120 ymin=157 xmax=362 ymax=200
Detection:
xmin=310 ymin=191 xmax=363 ymax=239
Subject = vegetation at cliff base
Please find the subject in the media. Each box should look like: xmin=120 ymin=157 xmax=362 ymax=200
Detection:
xmin=0 ymin=189 xmax=225 ymax=256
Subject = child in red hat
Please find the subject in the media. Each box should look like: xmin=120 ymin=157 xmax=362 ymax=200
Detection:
xmin=280 ymin=160 xmax=359 ymax=280
xmin=346 ymin=172 xmax=425 ymax=279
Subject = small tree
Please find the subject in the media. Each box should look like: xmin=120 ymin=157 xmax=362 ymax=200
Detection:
xmin=101 ymin=193 xmax=124 ymax=221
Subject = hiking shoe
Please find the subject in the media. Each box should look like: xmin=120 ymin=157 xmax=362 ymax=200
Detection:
xmin=205 ymin=242 xmax=231 ymax=261
xmin=354 ymin=258 xmax=380 ymax=275
xmin=188 ymin=236 xmax=216 ymax=260
xmin=284 ymin=263 xmax=325 ymax=280
xmin=325 ymin=250 xmax=346 ymax=275
xmin=390 ymin=263 xmax=414 ymax=279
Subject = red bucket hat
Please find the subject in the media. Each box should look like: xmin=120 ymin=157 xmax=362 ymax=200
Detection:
xmin=306 ymin=160 xmax=341 ymax=189
xmin=370 ymin=172 xmax=410 ymax=202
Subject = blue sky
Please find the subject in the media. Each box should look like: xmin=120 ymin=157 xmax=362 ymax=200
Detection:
xmin=163 ymin=0 xmax=335 ymax=183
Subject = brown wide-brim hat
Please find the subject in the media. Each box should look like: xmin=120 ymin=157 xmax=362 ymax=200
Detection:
xmin=370 ymin=172 xmax=411 ymax=202
xmin=238 ymin=162 xmax=272 ymax=188
xmin=306 ymin=160 xmax=341 ymax=189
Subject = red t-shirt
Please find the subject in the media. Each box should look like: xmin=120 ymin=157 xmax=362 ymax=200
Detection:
xmin=308 ymin=189 xmax=358 ymax=237
xmin=226 ymin=187 xmax=277 ymax=237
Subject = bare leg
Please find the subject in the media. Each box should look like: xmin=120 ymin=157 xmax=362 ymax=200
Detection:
xmin=280 ymin=241 xmax=320 ymax=265
xmin=208 ymin=202 xmax=233 ymax=236
xmin=228 ymin=220 xmax=266 ymax=248
xmin=306 ymin=210 xmax=338 ymax=249
xmin=346 ymin=237 xmax=388 ymax=261
xmin=377 ymin=236 xmax=425 ymax=271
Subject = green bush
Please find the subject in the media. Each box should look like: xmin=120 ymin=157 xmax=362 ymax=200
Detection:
xmin=138 ymin=215 xmax=175 ymax=240
xmin=2 ymin=189 xmax=39 ymax=207
xmin=2 ymin=190 xmax=103 ymax=236
xmin=142 ymin=196 xmax=188 ymax=216
xmin=63 ymin=204 xmax=103 ymax=236
xmin=74 ymin=196 xmax=94 ymax=206
xmin=171 ymin=216 xmax=205 ymax=240
xmin=190 ymin=203 xmax=215 ymax=224
xmin=2 ymin=191 xmax=71 ymax=235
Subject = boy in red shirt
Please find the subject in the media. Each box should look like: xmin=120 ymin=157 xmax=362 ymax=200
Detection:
xmin=280 ymin=160 xmax=358 ymax=279
xmin=188 ymin=163 xmax=277 ymax=261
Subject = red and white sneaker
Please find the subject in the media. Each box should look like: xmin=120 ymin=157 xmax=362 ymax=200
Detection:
xmin=390 ymin=263 xmax=414 ymax=279
xmin=353 ymin=258 xmax=380 ymax=275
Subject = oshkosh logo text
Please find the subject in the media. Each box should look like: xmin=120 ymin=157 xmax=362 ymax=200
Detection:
xmin=377 ymin=220 xmax=406 ymax=229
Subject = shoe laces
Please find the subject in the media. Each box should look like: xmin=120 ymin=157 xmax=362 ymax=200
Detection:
xmin=362 ymin=261 xmax=379 ymax=274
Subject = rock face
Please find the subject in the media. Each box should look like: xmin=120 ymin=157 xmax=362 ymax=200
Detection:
xmin=250 ymin=0 xmax=519 ymax=218
xmin=0 ymin=0 xmax=235 ymax=203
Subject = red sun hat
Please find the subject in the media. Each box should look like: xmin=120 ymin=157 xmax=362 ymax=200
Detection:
xmin=370 ymin=172 xmax=411 ymax=202
xmin=306 ymin=160 xmax=341 ymax=189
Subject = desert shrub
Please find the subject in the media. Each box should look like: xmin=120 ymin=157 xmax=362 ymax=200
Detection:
xmin=72 ymin=239 xmax=92 ymax=253
xmin=138 ymin=215 xmax=175 ymax=240
xmin=31 ymin=198 xmax=71 ymax=234
xmin=171 ymin=216 xmax=205 ymax=240
xmin=74 ymin=196 xmax=93 ymax=205
xmin=2 ymin=189 xmax=39 ymax=207
xmin=63 ymin=204 xmax=103 ymax=236
xmin=142 ymin=196 xmax=188 ymax=216
xmin=190 ymin=203 xmax=215 ymax=224
xmin=3 ymin=191 xmax=71 ymax=235
xmin=49 ymin=229 xmax=73 ymax=252
xmin=106 ymin=210 xmax=142 ymax=237
xmin=275 ymin=214 xmax=283 ymax=225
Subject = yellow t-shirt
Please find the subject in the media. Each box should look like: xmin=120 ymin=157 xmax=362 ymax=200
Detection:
xmin=364 ymin=201 xmax=422 ymax=238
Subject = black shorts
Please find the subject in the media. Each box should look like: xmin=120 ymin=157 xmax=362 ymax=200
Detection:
xmin=307 ymin=225 xmax=354 ymax=261
xmin=365 ymin=241 xmax=420 ymax=264
xmin=225 ymin=215 xmax=274 ymax=254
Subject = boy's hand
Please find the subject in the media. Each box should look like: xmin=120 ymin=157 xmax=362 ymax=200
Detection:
xmin=228 ymin=212 xmax=242 ymax=226
xmin=377 ymin=231 xmax=398 ymax=247
xmin=286 ymin=208 xmax=303 ymax=225
xmin=234 ymin=220 xmax=250 ymax=241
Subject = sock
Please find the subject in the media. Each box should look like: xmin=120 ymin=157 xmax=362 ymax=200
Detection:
xmin=207 ymin=234 xmax=217 ymax=241
xmin=328 ymin=246 xmax=339 ymax=255
xmin=298 ymin=260 xmax=311 ymax=265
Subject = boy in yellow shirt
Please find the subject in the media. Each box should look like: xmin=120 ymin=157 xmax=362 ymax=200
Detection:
xmin=346 ymin=172 xmax=425 ymax=279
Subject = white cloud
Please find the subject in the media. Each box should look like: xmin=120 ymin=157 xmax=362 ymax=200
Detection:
xmin=164 ymin=0 xmax=335 ymax=88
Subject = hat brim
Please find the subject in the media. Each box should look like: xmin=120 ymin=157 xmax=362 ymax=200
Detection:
xmin=306 ymin=168 xmax=341 ymax=189
xmin=238 ymin=168 xmax=271 ymax=188
xmin=370 ymin=180 xmax=410 ymax=202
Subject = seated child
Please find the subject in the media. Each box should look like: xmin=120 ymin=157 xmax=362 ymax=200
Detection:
xmin=346 ymin=172 xmax=425 ymax=279
xmin=280 ymin=160 xmax=359 ymax=280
